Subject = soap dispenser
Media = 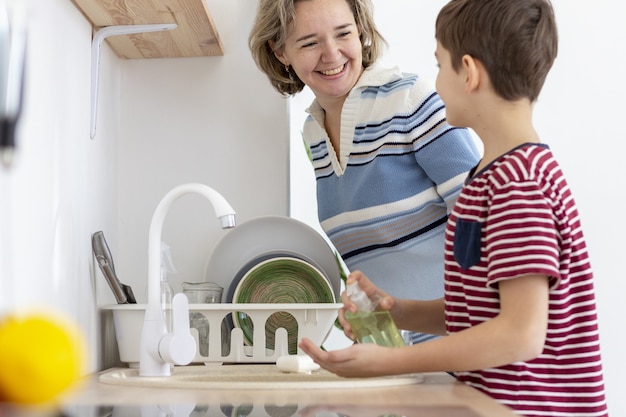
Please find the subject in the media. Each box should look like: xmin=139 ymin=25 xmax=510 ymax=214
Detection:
xmin=344 ymin=282 xmax=405 ymax=347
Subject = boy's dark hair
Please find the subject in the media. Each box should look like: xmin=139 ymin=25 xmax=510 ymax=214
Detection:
xmin=436 ymin=0 xmax=558 ymax=102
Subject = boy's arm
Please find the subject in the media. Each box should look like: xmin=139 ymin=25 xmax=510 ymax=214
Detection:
xmin=300 ymin=274 xmax=549 ymax=377
xmin=339 ymin=271 xmax=447 ymax=338
xmin=392 ymin=297 xmax=447 ymax=336
xmin=393 ymin=274 xmax=550 ymax=373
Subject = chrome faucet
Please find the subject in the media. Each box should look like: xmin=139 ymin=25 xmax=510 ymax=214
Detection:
xmin=139 ymin=183 xmax=236 ymax=376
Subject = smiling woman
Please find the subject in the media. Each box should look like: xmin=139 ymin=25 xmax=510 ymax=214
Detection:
xmin=249 ymin=0 xmax=480 ymax=347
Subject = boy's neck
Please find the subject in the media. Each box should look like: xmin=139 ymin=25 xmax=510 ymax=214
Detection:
xmin=472 ymin=98 xmax=539 ymax=172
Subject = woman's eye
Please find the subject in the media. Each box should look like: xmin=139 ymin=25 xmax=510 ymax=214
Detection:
xmin=338 ymin=31 xmax=351 ymax=38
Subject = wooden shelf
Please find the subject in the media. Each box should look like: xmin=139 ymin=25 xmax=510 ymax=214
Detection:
xmin=71 ymin=0 xmax=224 ymax=58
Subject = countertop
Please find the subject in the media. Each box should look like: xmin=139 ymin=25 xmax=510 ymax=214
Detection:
xmin=58 ymin=366 xmax=519 ymax=417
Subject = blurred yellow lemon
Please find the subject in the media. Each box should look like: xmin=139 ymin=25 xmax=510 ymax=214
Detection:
xmin=0 ymin=311 xmax=87 ymax=404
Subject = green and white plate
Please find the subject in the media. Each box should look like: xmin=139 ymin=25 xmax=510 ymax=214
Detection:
xmin=232 ymin=257 xmax=335 ymax=354
xmin=204 ymin=216 xmax=342 ymax=300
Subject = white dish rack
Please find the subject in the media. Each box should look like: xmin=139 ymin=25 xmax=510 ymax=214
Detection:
xmin=103 ymin=303 xmax=341 ymax=367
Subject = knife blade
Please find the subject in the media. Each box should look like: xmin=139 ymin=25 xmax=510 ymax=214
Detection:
xmin=92 ymin=231 xmax=136 ymax=304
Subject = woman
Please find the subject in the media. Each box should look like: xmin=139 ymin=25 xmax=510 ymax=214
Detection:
xmin=249 ymin=0 xmax=480 ymax=343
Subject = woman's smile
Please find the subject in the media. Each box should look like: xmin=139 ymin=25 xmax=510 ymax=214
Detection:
xmin=319 ymin=64 xmax=346 ymax=76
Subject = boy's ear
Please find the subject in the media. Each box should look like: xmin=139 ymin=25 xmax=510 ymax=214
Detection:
xmin=461 ymin=54 xmax=480 ymax=94
xmin=269 ymin=40 xmax=288 ymax=66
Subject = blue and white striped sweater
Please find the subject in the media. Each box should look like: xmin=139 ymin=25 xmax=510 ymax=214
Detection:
xmin=303 ymin=65 xmax=480 ymax=300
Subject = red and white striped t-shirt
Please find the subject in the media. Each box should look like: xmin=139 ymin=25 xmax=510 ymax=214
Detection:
xmin=444 ymin=144 xmax=607 ymax=416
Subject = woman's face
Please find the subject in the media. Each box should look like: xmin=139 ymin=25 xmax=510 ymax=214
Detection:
xmin=274 ymin=0 xmax=363 ymax=104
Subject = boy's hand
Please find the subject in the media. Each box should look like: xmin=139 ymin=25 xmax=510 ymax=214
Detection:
xmin=343 ymin=271 xmax=394 ymax=308
xmin=298 ymin=337 xmax=391 ymax=378
xmin=338 ymin=270 xmax=374 ymax=340
xmin=339 ymin=271 xmax=396 ymax=339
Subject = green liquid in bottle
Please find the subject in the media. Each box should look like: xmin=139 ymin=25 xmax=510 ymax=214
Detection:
xmin=345 ymin=310 xmax=405 ymax=348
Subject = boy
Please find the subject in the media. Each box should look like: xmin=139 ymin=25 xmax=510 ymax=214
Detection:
xmin=298 ymin=0 xmax=608 ymax=416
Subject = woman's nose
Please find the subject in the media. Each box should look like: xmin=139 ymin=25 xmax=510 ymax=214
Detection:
xmin=320 ymin=40 xmax=341 ymax=62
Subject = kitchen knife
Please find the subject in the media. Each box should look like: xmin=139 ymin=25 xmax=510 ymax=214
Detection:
xmin=92 ymin=231 xmax=136 ymax=304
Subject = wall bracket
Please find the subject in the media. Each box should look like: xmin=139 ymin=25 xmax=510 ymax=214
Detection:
xmin=90 ymin=23 xmax=177 ymax=139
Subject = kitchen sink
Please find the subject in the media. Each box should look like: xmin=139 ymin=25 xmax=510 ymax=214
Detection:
xmin=99 ymin=364 xmax=423 ymax=390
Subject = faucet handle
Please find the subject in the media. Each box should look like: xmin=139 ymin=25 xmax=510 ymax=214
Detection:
xmin=159 ymin=293 xmax=196 ymax=365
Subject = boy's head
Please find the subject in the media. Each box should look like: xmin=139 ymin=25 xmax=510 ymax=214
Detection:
xmin=435 ymin=0 xmax=558 ymax=102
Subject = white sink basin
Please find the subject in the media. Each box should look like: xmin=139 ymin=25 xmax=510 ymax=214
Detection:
xmin=99 ymin=365 xmax=423 ymax=390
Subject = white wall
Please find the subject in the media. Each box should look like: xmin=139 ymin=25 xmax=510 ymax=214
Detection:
xmin=0 ymin=0 xmax=117 ymax=372
xmin=0 ymin=0 xmax=291 ymax=373
xmin=114 ymin=0 xmax=290 ymax=301
xmin=290 ymin=1 xmax=626 ymax=414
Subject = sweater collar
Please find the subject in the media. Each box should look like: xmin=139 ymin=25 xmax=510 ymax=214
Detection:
xmin=305 ymin=64 xmax=403 ymax=116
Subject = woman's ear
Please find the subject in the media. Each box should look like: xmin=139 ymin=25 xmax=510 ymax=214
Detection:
xmin=461 ymin=54 xmax=480 ymax=94
xmin=269 ymin=40 xmax=289 ymax=66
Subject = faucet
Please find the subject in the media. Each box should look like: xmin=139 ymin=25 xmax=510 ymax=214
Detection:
xmin=139 ymin=183 xmax=237 ymax=376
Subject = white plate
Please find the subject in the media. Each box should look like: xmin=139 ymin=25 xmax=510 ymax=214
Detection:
xmin=203 ymin=216 xmax=341 ymax=301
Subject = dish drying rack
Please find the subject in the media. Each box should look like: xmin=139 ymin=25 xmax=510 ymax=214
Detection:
xmin=104 ymin=303 xmax=342 ymax=366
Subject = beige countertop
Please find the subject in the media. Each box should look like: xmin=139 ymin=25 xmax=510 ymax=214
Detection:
xmin=59 ymin=366 xmax=519 ymax=417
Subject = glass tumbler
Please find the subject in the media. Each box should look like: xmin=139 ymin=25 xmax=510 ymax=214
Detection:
xmin=182 ymin=282 xmax=223 ymax=358
xmin=182 ymin=281 xmax=223 ymax=303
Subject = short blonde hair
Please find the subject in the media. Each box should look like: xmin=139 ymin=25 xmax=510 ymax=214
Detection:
xmin=249 ymin=0 xmax=387 ymax=96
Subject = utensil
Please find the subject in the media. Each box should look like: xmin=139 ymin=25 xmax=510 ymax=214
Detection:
xmin=92 ymin=231 xmax=136 ymax=304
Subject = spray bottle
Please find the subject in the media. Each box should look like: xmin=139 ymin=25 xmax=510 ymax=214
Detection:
xmin=344 ymin=281 xmax=405 ymax=347
xmin=160 ymin=241 xmax=176 ymax=333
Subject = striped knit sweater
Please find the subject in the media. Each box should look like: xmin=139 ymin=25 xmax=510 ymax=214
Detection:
xmin=445 ymin=143 xmax=607 ymax=416
xmin=303 ymin=65 xmax=480 ymax=301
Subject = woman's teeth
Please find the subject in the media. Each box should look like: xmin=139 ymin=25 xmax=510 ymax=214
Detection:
xmin=320 ymin=65 xmax=344 ymax=76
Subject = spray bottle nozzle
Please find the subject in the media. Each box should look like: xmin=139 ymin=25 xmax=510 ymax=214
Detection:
xmin=346 ymin=281 xmax=381 ymax=312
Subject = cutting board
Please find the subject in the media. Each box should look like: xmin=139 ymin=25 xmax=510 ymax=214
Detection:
xmin=99 ymin=365 xmax=424 ymax=390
